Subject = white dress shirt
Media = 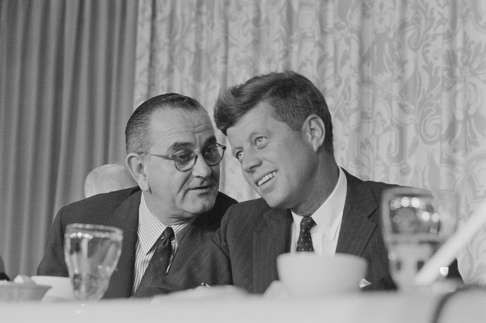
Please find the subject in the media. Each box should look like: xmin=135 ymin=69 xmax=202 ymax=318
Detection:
xmin=290 ymin=167 xmax=347 ymax=255
xmin=132 ymin=194 xmax=187 ymax=293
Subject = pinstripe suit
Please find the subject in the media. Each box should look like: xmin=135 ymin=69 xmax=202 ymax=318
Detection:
xmin=37 ymin=187 xmax=235 ymax=298
xmin=212 ymin=170 xmax=397 ymax=293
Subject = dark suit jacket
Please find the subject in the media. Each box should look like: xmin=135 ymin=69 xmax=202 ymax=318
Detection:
xmin=211 ymin=170 xmax=397 ymax=294
xmin=37 ymin=187 xmax=235 ymax=298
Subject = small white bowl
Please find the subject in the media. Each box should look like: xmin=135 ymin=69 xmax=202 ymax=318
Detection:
xmin=277 ymin=253 xmax=367 ymax=297
xmin=0 ymin=281 xmax=51 ymax=302
xmin=31 ymin=276 xmax=74 ymax=301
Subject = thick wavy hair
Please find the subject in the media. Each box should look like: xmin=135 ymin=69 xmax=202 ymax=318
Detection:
xmin=214 ymin=71 xmax=333 ymax=155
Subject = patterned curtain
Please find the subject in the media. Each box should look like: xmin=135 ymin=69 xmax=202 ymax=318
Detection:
xmin=135 ymin=0 xmax=486 ymax=283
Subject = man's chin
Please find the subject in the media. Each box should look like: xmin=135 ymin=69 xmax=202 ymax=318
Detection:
xmin=261 ymin=192 xmax=290 ymax=209
xmin=183 ymin=197 xmax=217 ymax=215
xmin=262 ymin=196 xmax=283 ymax=209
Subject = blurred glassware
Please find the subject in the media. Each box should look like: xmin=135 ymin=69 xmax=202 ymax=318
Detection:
xmin=31 ymin=275 xmax=74 ymax=301
xmin=64 ymin=223 xmax=122 ymax=301
xmin=381 ymin=187 xmax=457 ymax=290
xmin=0 ymin=281 xmax=50 ymax=302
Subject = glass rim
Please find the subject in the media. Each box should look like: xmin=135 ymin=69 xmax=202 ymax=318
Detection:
xmin=382 ymin=187 xmax=434 ymax=199
xmin=65 ymin=223 xmax=123 ymax=236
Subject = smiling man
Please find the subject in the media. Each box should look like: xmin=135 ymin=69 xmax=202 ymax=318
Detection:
xmin=38 ymin=93 xmax=235 ymax=298
xmin=211 ymin=71 xmax=398 ymax=293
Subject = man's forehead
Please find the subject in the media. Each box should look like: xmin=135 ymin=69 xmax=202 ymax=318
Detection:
xmin=227 ymin=103 xmax=275 ymax=143
xmin=151 ymin=108 xmax=212 ymax=129
xmin=148 ymin=108 xmax=215 ymax=146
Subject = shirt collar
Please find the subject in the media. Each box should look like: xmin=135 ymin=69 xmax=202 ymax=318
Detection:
xmin=137 ymin=193 xmax=187 ymax=255
xmin=291 ymin=167 xmax=347 ymax=231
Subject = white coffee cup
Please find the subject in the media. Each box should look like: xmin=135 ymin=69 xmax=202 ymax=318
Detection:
xmin=277 ymin=253 xmax=367 ymax=297
xmin=30 ymin=276 xmax=74 ymax=301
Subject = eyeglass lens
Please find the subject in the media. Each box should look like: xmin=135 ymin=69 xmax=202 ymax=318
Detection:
xmin=175 ymin=145 xmax=224 ymax=171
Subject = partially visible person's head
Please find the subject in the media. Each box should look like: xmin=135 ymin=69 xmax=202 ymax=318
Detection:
xmin=125 ymin=93 xmax=224 ymax=224
xmin=214 ymin=71 xmax=336 ymax=214
xmin=84 ymin=164 xmax=137 ymax=198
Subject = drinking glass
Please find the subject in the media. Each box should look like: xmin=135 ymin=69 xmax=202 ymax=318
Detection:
xmin=381 ymin=187 xmax=457 ymax=290
xmin=64 ymin=223 xmax=123 ymax=301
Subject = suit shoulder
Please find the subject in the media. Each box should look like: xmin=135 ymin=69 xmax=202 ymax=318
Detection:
xmin=361 ymin=179 xmax=399 ymax=193
xmin=215 ymin=192 xmax=237 ymax=209
xmin=343 ymin=168 xmax=405 ymax=201
xmin=57 ymin=187 xmax=140 ymax=220
xmin=209 ymin=192 xmax=237 ymax=218
xmin=224 ymin=198 xmax=269 ymax=222
xmin=344 ymin=169 xmax=398 ymax=190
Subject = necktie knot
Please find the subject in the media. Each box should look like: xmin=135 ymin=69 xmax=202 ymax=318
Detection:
xmin=151 ymin=226 xmax=174 ymax=253
xmin=296 ymin=215 xmax=316 ymax=252
xmin=160 ymin=226 xmax=174 ymax=244
xmin=300 ymin=215 xmax=316 ymax=232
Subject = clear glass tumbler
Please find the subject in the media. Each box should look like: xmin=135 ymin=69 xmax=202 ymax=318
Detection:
xmin=381 ymin=187 xmax=457 ymax=290
xmin=64 ymin=223 xmax=122 ymax=301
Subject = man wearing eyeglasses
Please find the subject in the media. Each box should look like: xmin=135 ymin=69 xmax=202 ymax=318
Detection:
xmin=38 ymin=93 xmax=235 ymax=298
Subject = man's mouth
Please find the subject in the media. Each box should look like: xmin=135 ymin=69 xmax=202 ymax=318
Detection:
xmin=255 ymin=171 xmax=277 ymax=187
xmin=189 ymin=184 xmax=215 ymax=191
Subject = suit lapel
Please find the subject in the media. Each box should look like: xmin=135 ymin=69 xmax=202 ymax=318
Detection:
xmin=104 ymin=191 xmax=141 ymax=298
xmin=336 ymin=172 xmax=378 ymax=256
xmin=252 ymin=208 xmax=292 ymax=293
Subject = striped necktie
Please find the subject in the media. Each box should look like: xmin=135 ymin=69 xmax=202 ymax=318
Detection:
xmin=135 ymin=226 xmax=174 ymax=297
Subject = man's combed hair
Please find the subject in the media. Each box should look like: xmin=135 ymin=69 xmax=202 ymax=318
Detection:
xmin=125 ymin=93 xmax=203 ymax=154
xmin=213 ymin=71 xmax=334 ymax=155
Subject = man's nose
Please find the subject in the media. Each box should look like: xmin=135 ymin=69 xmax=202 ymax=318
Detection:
xmin=191 ymin=153 xmax=213 ymax=177
xmin=241 ymin=149 xmax=261 ymax=173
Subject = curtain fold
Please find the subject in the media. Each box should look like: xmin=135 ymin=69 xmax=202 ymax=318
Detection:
xmin=0 ymin=0 xmax=138 ymax=276
xmin=135 ymin=0 xmax=486 ymax=283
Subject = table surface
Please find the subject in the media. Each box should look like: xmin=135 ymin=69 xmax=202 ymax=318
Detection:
xmin=1 ymin=288 xmax=485 ymax=323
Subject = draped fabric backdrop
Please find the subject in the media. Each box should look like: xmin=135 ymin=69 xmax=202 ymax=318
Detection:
xmin=1 ymin=0 xmax=486 ymax=283
xmin=0 ymin=0 xmax=138 ymax=275
xmin=135 ymin=0 xmax=486 ymax=283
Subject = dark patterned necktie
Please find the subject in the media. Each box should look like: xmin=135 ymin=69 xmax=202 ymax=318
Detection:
xmin=135 ymin=226 xmax=174 ymax=296
xmin=296 ymin=215 xmax=316 ymax=252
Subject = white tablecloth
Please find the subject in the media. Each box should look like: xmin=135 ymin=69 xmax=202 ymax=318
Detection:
xmin=1 ymin=289 xmax=485 ymax=323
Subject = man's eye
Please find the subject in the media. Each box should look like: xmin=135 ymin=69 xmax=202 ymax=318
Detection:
xmin=254 ymin=136 xmax=268 ymax=148
xmin=235 ymin=151 xmax=244 ymax=163
xmin=204 ymin=146 xmax=218 ymax=156
xmin=173 ymin=152 xmax=194 ymax=163
xmin=203 ymin=146 xmax=221 ymax=161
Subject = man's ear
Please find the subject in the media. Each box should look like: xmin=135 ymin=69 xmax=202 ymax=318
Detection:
xmin=302 ymin=114 xmax=325 ymax=152
xmin=125 ymin=153 xmax=150 ymax=192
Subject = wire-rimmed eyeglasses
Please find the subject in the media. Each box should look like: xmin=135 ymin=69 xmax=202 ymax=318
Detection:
xmin=145 ymin=143 xmax=226 ymax=172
